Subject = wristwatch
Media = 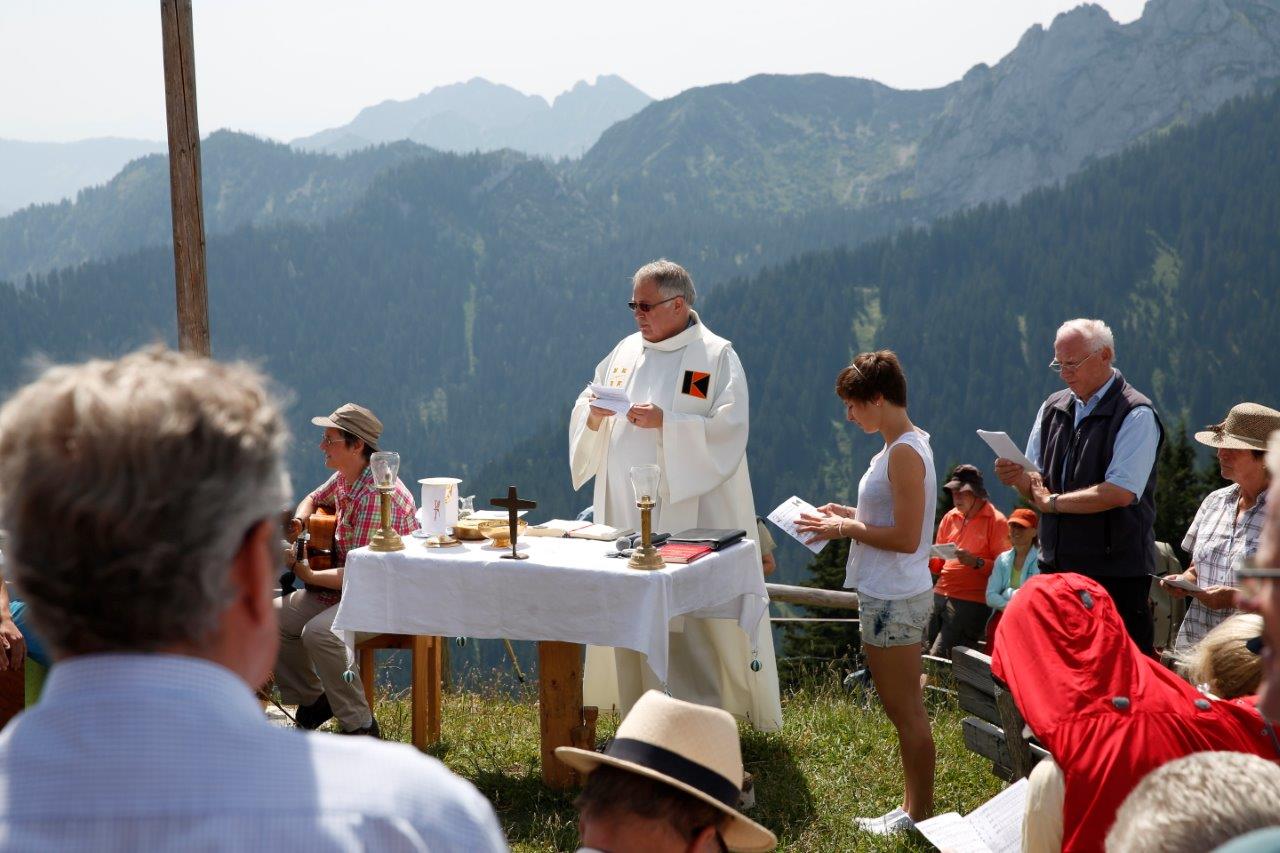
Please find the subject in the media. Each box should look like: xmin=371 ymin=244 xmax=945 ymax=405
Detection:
xmin=975 ymin=557 xmax=986 ymax=570
xmin=1049 ymin=494 xmax=1059 ymax=514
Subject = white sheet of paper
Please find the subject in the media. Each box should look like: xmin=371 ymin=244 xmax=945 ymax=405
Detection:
xmin=915 ymin=812 xmax=992 ymax=853
xmin=931 ymin=542 xmax=958 ymax=560
xmin=968 ymin=778 xmax=1028 ymax=853
xmin=587 ymin=383 xmax=632 ymax=416
xmin=977 ymin=429 xmax=1040 ymax=473
xmin=915 ymin=778 xmax=1027 ymax=853
xmin=767 ymin=496 xmax=830 ymax=555
xmin=469 ymin=510 xmax=529 ymax=520
xmin=1157 ymin=574 xmax=1201 ymax=593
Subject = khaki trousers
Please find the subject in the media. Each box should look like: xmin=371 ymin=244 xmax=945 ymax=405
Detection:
xmin=274 ymin=589 xmax=371 ymax=730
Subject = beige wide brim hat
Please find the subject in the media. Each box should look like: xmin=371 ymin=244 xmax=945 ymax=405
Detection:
xmin=1195 ymin=402 xmax=1280 ymax=452
xmin=311 ymin=402 xmax=382 ymax=451
xmin=555 ymin=691 xmax=777 ymax=852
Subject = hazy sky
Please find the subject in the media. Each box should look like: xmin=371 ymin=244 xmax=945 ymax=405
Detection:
xmin=2 ymin=0 xmax=1146 ymax=143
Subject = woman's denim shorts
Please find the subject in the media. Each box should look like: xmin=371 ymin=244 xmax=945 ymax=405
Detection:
xmin=860 ymin=589 xmax=933 ymax=648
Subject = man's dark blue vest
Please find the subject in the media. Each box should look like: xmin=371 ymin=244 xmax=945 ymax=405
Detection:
xmin=1038 ymin=371 xmax=1164 ymax=578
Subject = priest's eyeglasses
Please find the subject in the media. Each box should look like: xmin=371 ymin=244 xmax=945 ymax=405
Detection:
xmin=628 ymin=295 xmax=679 ymax=313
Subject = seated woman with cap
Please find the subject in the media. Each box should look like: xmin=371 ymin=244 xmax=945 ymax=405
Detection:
xmin=1162 ymin=402 xmax=1278 ymax=651
xmin=983 ymin=507 xmax=1040 ymax=648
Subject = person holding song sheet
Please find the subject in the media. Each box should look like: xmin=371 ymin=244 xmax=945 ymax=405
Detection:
xmin=569 ymin=259 xmax=781 ymax=731
xmin=995 ymin=318 xmax=1164 ymax=654
xmin=797 ymin=350 xmax=937 ymax=834
xmin=924 ymin=464 xmax=1009 ymax=657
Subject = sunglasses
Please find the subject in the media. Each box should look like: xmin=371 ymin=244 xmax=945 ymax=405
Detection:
xmin=628 ymin=295 xmax=679 ymax=313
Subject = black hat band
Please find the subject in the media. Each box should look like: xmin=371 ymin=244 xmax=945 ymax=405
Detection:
xmin=604 ymin=737 xmax=740 ymax=808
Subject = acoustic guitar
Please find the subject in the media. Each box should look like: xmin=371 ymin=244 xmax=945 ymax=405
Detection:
xmin=281 ymin=507 xmax=338 ymax=593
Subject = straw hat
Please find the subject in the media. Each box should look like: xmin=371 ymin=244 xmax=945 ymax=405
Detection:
xmin=311 ymin=402 xmax=382 ymax=451
xmin=556 ymin=691 xmax=776 ymax=852
xmin=1194 ymin=403 xmax=1280 ymax=452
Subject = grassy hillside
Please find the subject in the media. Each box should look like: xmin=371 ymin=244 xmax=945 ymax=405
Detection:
xmin=363 ymin=670 xmax=1004 ymax=852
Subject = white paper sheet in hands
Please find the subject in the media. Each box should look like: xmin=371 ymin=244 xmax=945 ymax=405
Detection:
xmin=977 ymin=430 xmax=1041 ymax=473
xmin=930 ymin=542 xmax=958 ymax=560
xmin=767 ymin=496 xmax=830 ymax=555
xmin=587 ymin=383 xmax=632 ymax=416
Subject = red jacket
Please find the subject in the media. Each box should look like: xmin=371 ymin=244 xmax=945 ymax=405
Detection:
xmin=991 ymin=573 xmax=1279 ymax=853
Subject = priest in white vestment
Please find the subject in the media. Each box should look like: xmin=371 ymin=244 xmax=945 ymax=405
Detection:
xmin=568 ymin=259 xmax=782 ymax=732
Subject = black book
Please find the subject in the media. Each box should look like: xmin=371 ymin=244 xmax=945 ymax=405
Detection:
xmin=666 ymin=528 xmax=747 ymax=550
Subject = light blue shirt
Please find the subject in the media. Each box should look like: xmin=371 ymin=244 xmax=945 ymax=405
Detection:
xmin=0 ymin=654 xmax=508 ymax=852
xmin=1024 ymin=371 xmax=1160 ymax=500
xmin=986 ymin=545 xmax=1040 ymax=610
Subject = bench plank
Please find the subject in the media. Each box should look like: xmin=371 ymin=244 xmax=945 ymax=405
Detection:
xmin=951 ymin=646 xmax=996 ymax=695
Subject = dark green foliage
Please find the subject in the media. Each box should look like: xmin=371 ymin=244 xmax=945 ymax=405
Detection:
xmin=778 ymin=539 xmax=858 ymax=685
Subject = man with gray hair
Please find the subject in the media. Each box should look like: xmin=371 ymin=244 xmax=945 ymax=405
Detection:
xmin=0 ymin=347 xmax=505 ymax=850
xmin=1105 ymin=752 xmax=1280 ymax=852
xmin=996 ymin=318 xmax=1164 ymax=653
xmin=570 ymin=259 xmax=782 ymax=731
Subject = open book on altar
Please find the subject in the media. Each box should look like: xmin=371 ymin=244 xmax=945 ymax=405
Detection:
xmin=915 ymin=777 xmax=1027 ymax=853
xmin=526 ymin=519 xmax=633 ymax=541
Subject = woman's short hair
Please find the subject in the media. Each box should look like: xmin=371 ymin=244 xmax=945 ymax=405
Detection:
xmin=0 ymin=346 xmax=289 ymax=657
xmin=1179 ymin=613 xmax=1265 ymax=698
xmin=633 ymin=259 xmax=696 ymax=306
xmin=835 ymin=350 xmax=908 ymax=407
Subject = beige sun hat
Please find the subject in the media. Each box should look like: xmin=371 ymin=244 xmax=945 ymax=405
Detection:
xmin=1194 ymin=403 xmax=1280 ymax=452
xmin=311 ymin=402 xmax=382 ymax=451
xmin=555 ymin=691 xmax=777 ymax=852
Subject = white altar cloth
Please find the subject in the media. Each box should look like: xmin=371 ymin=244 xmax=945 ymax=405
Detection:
xmin=332 ymin=537 xmax=768 ymax=684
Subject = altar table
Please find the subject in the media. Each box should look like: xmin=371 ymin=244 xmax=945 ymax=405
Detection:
xmin=333 ymin=536 xmax=768 ymax=787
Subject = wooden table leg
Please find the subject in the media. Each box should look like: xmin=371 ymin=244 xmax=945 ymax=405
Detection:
xmin=411 ymin=634 xmax=442 ymax=749
xmin=538 ymin=640 xmax=584 ymax=789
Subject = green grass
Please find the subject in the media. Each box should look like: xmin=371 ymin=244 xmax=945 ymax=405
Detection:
xmin=368 ymin=666 xmax=1005 ymax=852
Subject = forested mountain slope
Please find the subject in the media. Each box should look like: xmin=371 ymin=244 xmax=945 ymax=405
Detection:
xmin=0 ymin=133 xmax=435 ymax=283
xmin=470 ymin=84 xmax=1280 ymax=579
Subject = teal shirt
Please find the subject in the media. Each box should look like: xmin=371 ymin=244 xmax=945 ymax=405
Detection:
xmin=986 ymin=545 xmax=1040 ymax=610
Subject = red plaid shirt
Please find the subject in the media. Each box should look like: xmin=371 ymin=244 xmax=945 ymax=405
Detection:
xmin=308 ymin=466 xmax=417 ymax=602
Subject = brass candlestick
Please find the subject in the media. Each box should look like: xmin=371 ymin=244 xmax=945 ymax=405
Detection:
xmin=628 ymin=496 xmax=665 ymax=570
xmin=627 ymin=464 xmax=665 ymax=570
xmin=368 ymin=451 xmax=405 ymax=552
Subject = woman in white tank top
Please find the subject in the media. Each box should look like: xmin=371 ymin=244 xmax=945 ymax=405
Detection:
xmin=797 ymin=350 xmax=937 ymax=835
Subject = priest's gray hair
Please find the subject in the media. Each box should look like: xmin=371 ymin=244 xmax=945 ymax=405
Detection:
xmin=1105 ymin=752 xmax=1280 ymax=853
xmin=0 ymin=346 xmax=290 ymax=657
xmin=634 ymin=258 xmax=696 ymax=306
xmin=1055 ymin=318 xmax=1115 ymax=356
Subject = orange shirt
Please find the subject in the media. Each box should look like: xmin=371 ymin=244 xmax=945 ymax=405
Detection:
xmin=932 ymin=501 xmax=1011 ymax=604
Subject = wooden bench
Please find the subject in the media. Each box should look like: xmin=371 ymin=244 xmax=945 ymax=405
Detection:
xmin=952 ymin=645 xmax=1050 ymax=781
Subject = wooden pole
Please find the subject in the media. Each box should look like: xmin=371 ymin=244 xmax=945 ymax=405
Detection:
xmin=538 ymin=641 xmax=584 ymax=789
xmin=160 ymin=0 xmax=210 ymax=356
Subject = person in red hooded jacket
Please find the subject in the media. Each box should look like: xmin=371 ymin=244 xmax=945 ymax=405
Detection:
xmin=990 ymin=572 xmax=1280 ymax=853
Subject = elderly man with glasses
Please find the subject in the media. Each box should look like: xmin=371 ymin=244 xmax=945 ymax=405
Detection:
xmin=996 ymin=318 xmax=1164 ymax=653
xmin=568 ymin=259 xmax=782 ymax=732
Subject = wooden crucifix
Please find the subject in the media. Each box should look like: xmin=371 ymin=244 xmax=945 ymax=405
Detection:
xmin=491 ymin=485 xmax=537 ymax=560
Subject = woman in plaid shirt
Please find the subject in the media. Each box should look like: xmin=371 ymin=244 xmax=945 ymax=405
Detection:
xmin=275 ymin=403 xmax=417 ymax=737
xmin=1163 ymin=403 xmax=1279 ymax=650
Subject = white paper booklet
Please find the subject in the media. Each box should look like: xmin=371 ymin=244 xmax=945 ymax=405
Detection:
xmin=1158 ymin=574 xmax=1201 ymax=593
xmin=916 ymin=777 xmax=1028 ymax=853
xmin=931 ymin=542 xmax=958 ymax=560
xmin=767 ymin=496 xmax=830 ymax=555
xmin=587 ymin=383 xmax=632 ymax=416
xmin=977 ymin=430 xmax=1041 ymax=473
